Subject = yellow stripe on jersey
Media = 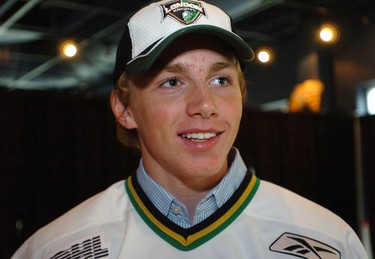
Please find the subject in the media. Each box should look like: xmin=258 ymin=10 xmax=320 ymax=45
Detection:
xmin=125 ymin=172 xmax=260 ymax=251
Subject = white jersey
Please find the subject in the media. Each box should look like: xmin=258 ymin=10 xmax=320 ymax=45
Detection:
xmin=13 ymin=172 xmax=368 ymax=258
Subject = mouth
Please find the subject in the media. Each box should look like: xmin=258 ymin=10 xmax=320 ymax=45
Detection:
xmin=180 ymin=132 xmax=221 ymax=142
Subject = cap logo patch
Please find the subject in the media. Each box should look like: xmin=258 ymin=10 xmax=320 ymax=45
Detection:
xmin=161 ymin=0 xmax=206 ymax=25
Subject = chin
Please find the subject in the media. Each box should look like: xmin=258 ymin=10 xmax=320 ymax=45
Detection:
xmin=186 ymin=162 xmax=227 ymax=178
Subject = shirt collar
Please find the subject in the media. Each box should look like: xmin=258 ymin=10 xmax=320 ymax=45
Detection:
xmin=136 ymin=147 xmax=247 ymax=217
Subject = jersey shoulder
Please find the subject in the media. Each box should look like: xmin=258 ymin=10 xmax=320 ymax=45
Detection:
xmin=13 ymin=180 xmax=130 ymax=257
xmin=248 ymin=179 xmax=352 ymax=232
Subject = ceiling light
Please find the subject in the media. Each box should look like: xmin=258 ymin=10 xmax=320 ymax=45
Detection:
xmin=319 ymin=23 xmax=339 ymax=43
xmin=59 ymin=40 xmax=78 ymax=58
xmin=257 ymin=48 xmax=273 ymax=63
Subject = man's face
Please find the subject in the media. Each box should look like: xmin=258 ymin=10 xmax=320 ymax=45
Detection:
xmin=120 ymin=35 xmax=243 ymax=190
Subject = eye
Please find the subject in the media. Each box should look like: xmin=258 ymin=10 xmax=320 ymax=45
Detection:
xmin=160 ymin=77 xmax=182 ymax=88
xmin=211 ymin=76 xmax=230 ymax=86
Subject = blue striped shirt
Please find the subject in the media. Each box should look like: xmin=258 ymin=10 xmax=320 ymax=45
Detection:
xmin=136 ymin=148 xmax=247 ymax=229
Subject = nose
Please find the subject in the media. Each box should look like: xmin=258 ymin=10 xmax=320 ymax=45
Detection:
xmin=186 ymin=85 xmax=218 ymax=119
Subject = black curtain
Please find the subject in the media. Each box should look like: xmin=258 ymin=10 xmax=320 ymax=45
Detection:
xmin=0 ymin=89 xmax=139 ymax=257
xmin=0 ymin=89 xmax=364 ymax=257
xmin=236 ymin=110 xmax=357 ymax=228
xmin=361 ymin=115 xmax=375 ymax=252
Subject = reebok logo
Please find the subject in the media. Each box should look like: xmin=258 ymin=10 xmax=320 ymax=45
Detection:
xmin=270 ymin=232 xmax=341 ymax=259
xmin=51 ymin=235 xmax=109 ymax=259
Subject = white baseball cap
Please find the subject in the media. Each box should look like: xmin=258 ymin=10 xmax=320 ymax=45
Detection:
xmin=113 ymin=0 xmax=254 ymax=83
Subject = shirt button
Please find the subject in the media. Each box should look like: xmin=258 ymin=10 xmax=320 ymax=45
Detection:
xmin=172 ymin=205 xmax=181 ymax=215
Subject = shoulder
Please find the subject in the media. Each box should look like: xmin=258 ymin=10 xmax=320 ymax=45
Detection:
xmin=13 ymin=180 xmax=130 ymax=257
xmin=242 ymin=179 xmax=368 ymax=258
xmin=249 ymin=179 xmax=353 ymax=234
xmin=47 ymin=180 xmax=129 ymax=229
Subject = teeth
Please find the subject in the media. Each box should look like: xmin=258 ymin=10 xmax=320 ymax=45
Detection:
xmin=181 ymin=132 xmax=218 ymax=140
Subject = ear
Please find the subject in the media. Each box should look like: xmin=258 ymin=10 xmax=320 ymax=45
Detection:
xmin=110 ymin=90 xmax=137 ymax=129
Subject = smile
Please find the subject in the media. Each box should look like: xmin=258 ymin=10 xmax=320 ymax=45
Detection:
xmin=180 ymin=132 xmax=219 ymax=141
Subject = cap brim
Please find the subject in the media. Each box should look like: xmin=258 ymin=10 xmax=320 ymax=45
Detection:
xmin=126 ymin=25 xmax=254 ymax=75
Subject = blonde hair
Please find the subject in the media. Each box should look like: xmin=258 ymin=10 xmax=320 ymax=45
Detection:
xmin=113 ymin=58 xmax=247 ymax=149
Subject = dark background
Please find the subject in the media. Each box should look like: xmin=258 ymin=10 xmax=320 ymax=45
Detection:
xmin=1 ymin=89 xmax=374 ymax=257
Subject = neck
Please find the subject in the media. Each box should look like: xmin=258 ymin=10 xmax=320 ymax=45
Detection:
xmin=174 ymin=190 xmax=209 ymax=223
xmin=152 ymin=173 xmax=225 ymax=222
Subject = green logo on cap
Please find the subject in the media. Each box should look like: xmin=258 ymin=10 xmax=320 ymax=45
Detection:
xmin=161 ymin=0 xmax=206 ymax=25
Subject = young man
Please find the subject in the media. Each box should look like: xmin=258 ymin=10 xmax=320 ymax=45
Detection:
xmin=13 ymin=0 xmax=368 ymax=258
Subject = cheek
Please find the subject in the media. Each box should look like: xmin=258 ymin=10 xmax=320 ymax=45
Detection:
xmin=226 ymin=89 xmax=243 ymax=109
xmin=232 ymin=104 xmax=243 ymax=126
xmin=135 ymin=99 xmax=179 ymax=129
xmin=224 ymin=95 xmax=243 ymax=126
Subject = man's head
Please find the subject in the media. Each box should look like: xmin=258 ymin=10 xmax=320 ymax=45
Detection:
xmin=112 ymin=0 xmax=253 ymax=81
xmin=111 ymin=0 xmax=253 ymax=150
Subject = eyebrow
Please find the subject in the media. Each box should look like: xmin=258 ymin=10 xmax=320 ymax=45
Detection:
xmin=211 ymin=62 xmax=235 ymax=72
xmin=164 ymin=63 xmax=188 ymax=74
xmin=163 ymin=61 xmax=235 ymax=74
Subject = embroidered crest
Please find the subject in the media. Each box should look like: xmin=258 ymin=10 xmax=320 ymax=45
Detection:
xmin=270 ymin=232 xmax=341 ymax=259
xmin=160 ymin=0 xmax=206 ymax=25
